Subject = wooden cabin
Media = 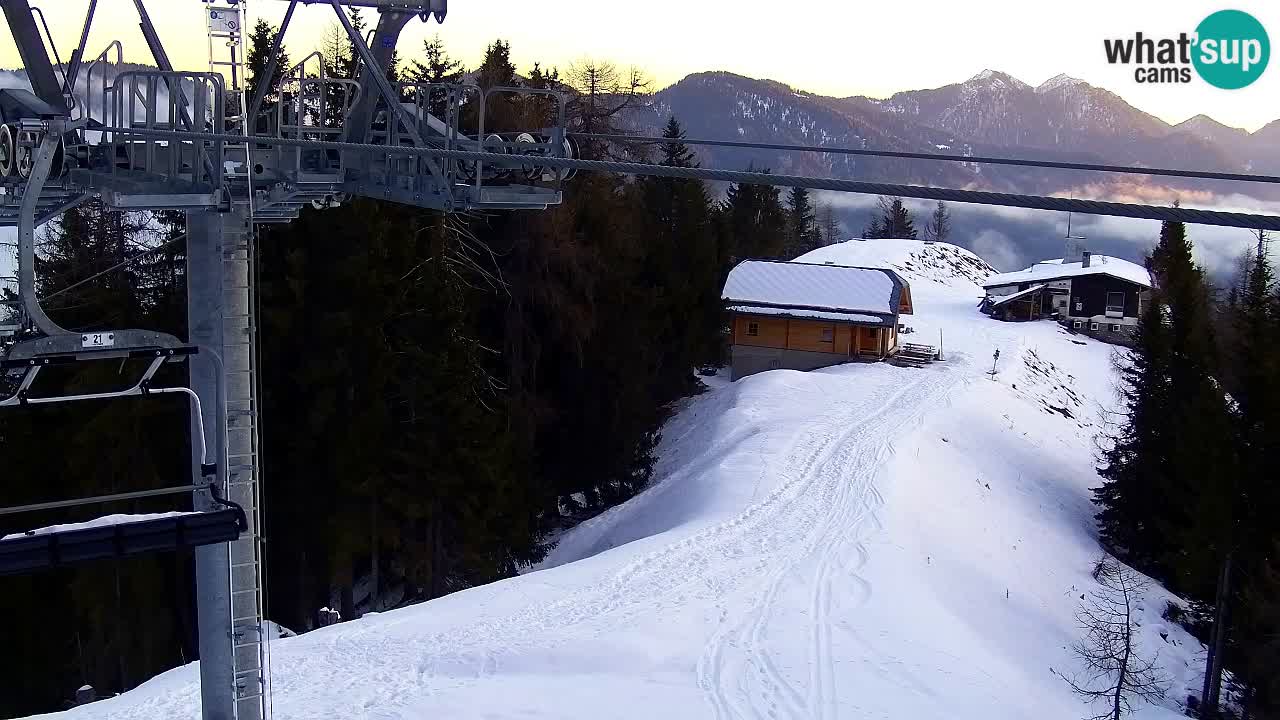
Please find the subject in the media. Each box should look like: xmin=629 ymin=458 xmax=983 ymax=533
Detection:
xmin=722 ymin=260 xmax=913 ymax=380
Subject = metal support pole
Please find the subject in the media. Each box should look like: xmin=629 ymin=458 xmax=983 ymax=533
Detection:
xmin=343 ymin=8 xmax=412 ymax=144
xmin=18 ymin=130 xmax=70 ymax=336
xmin=187 ymin=208 xmax=235 ymax=720
xmin=0 ymin=0 xmax=65 ymax=108
xmin=328 ymin=0 xmax=423 ymax=147
xmin=64 ymin=0 xmax=100 ymax=93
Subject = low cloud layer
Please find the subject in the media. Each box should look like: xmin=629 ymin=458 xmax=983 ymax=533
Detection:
xmin=817 ymin=191 xmax=1277 ymax=286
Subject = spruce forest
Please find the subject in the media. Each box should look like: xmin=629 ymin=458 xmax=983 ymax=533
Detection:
xmin=1095 ymin=220 xmax=1280 ymax=718
xmin=0 ymin=21 xmax=830 ymax=716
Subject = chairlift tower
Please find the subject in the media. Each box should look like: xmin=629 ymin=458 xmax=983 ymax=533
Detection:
xmin=0 ymin=1 xmax=575 ymax=718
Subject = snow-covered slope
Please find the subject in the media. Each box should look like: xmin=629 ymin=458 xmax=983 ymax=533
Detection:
xmin=37 ymin=239 xmax=1208 ymax=720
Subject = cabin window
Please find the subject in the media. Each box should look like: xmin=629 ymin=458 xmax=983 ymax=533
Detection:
xmin=1074 ymin=300 xmax=1083 ymax=312
xmin=1090 ymin=322 xmax=1100 ymax=331
xmin=1106 ymin=292 xmax=1125 ymax=315
xmin=746 ymin=322 xmax=760 ymax=337
xmin=1111 ymin=324 xmax=1122 ymax=332
xmin=1073 ymin=320 xmax=1083 ymax=329
xmin=820 ymin=327 xmax=834 ymax=343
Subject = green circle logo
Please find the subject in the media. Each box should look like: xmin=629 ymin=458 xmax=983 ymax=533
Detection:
xmin=1193 ymin=10 xmax=1270 ymax=89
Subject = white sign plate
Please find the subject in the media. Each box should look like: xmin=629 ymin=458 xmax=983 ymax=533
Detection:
xmin=82 ymin=332 xmax=115 ymax=349
xmin=208 ymin=9 xmax=240 ymax=33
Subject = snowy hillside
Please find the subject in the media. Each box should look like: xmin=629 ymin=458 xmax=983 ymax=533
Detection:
xmin=36 ymin=239 xmax=1210 ymax=720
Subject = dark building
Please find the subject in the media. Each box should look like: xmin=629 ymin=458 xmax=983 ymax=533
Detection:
xmin=981 ymin=242 xmax=1152 ymax=346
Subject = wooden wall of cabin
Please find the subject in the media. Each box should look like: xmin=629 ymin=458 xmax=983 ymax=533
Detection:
xmin=732 ymin=315 xmax=892 ymax=357
xmin=732 ymin=315 xmax=789 ymax=348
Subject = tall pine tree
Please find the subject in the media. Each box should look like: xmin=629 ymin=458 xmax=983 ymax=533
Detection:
xmin=720 ymin=172 xmax=787 ymax=261
xmin=784 ymin=187 xmax=820 ymax=258
xmin=863 ymin=196 xmax=917 ymax=239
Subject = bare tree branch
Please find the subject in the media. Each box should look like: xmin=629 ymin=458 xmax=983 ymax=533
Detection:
xmin=1062 ymin=556 xmax=1169 ymax=720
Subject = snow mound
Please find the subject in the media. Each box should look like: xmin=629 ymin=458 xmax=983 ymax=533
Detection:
xmin=36 ymin=240 xmax=1207 ymax=720
xmin=797 ymin=238 xmax=997 ymax=290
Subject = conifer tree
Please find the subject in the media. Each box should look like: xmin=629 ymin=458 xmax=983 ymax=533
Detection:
xmin=246 ymin=18 xmax=290 ymax=116
xmin=408 ymin=34 xmax=465 ymax=118
xmin=863 ymin=196 xmax=917 ymax=239
xmin=1237 ymin=542 xmax=1280 ymax=717
xmin=1218 ymin=232 xmax=1280 ymax=716
xmin=637 ymin=116 xmax=720 ymax=383
xmin=1094 ymin=219 xmax=1236 ymax=594
xmin=720 ymin=171 xmax=787 ymax=261
xmin=785 ymin=187 xmax=819 ymax=258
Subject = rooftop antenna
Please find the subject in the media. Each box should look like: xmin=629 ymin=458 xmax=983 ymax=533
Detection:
xmin=1065 ymin=206 xmax=1087 ymax=241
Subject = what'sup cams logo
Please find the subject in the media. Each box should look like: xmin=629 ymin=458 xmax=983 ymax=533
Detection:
xmin=1104 ymin=9 xmax=1269 ymax=88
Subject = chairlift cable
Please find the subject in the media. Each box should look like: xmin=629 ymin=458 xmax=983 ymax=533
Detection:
xmin=95 ymin=126 xmax=1280 ymax=231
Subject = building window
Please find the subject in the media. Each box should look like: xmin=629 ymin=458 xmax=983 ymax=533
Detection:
xmin=1106 ymin=292 xmax=1125 ymax=315
xmin=1073 ymin=320 xmax=1083 ymax=329
xmin=746 ymin=322 xmax=759 ymax=337
xmin=1090 ymin=322 xmax=1100 ymax=331
xmin=1074 ymin=300 xmax=1083 ymax=312
xmin=820 ymin=327 xmax=834 ymax=343
xmin=1111 ymin=324 xmax=1122 ymax=332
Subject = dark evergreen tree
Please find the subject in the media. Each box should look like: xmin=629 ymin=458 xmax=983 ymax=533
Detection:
xmin=1218 ymin=233 xmax=1280 ymax=715
xmin=1094 ymin=219 xmax=1237 ymax=593
xmin=408 ymin=34 xmax=465 ymax=118
xmin=476 ymin=39 xmax=516 ymax=89
xmin=784 ymin=186 xmax=819 ymax=258
xmin=1095 ymin=297 xmax=1174 ymax=566
xmin=720 ymin=171 xmax=787 ymax=261
xmin=636 ymin=116 xmax=721 ymax=384
xmin=245 ymin=18 xmax=290 ymax=116
xmin=863 ymin=195 xmax=917 ymax=239
xmin=1237 ymin=543 xmax=1280 ymax=717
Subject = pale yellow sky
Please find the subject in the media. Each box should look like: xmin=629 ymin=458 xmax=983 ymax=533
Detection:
xmin=3 ymin=0 xmax=1277 ymax=131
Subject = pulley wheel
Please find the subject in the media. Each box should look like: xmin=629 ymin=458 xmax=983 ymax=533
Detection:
xmin=0 ymin=124 xmax=14 ymax=178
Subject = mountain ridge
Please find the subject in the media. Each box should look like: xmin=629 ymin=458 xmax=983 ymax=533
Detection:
xmin=631 ymin=69 xmax=1279 ymax=198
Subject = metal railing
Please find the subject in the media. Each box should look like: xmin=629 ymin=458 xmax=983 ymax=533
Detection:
xmin=273 ymin=51 xmax=362 ymax=175
xmin=109 ymin=71 xmax=225 ymax=188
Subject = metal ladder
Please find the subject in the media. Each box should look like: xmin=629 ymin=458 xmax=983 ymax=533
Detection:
xmin=204 ymin=0 xmax=250 ymax=135
xmin=222 ymin=209 xmax=268 ymax=720
xmin=205 ymin=2 xmax=269 ymax=718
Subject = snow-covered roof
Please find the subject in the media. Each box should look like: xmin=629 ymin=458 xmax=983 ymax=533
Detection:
xmin=1 ymin=512 xmax=199 ymax=541
xmin=983 ymin=255 xmax=1151 ymax=289
xmin=989 ymin=284 xmax=1046 ymax=307
xmin=722 ymin=260 xmax=904 ymax=318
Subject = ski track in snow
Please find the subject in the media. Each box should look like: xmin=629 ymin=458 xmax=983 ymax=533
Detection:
xmin=36 ymin=240 xmax=1206 ymax=720
xmin=698 ymin=361 xmax=959 ymax=720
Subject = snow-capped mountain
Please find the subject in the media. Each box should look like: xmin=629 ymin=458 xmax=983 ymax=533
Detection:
xmin=631 ymin=70 xmax=1279 ymax=198
xmin=848 ymin=69 xmax=1238 ymax=175
xmin=629 ymin=71 xmax=979 ymax=188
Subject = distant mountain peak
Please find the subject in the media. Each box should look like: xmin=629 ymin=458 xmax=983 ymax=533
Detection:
xmin=1254 ymin=118 xmax=1280 ymax=140
xmin=965 ymin=69 xmax=1030 ymax=90
xmin=1176 ymin=113 xmax=1243 ymax=132
xmin=1035 ymin=73 xmax=1085 ymax=93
